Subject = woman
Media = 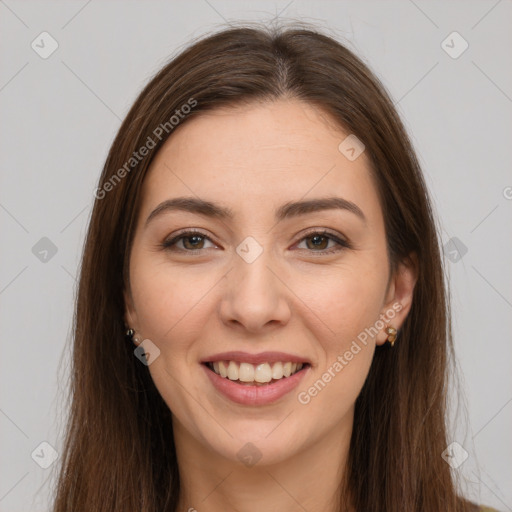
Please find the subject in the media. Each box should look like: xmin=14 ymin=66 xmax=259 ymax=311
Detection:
xmin=52 ymin=23 xmax=499 ymax=512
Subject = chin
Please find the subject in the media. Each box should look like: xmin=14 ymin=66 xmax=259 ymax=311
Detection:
xmin=203 ymin=421 xmax=312 ymax=467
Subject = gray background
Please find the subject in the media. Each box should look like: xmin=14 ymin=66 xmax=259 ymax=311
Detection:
xmin=1 ymin=1 xmax=511 ymax=511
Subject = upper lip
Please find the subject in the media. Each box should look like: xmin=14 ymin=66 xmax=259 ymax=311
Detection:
xmin=201 ymin=351 xmax=311 ymax=365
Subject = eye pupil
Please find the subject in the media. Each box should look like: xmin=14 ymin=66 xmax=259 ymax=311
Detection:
xmin=184 ymin=235 xmax=204 ymax=249
xmin=307 ymin=235 xmax=328 ymax=250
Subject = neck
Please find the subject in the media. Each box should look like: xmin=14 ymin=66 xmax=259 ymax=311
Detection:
xmin=173 ymin=412 xmax=354 ymax=512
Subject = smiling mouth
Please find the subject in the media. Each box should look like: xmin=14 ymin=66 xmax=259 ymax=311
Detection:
xmin=204 ymin=360 xmax=310 ymax=386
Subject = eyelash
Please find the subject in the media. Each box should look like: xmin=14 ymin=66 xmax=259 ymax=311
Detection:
xmin=161 ymin=228 xmax=352 ymax=255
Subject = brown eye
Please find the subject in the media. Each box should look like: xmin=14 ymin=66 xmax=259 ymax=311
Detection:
xmin=296 ymin=230 xmax=351 ymax=254
xmin=181 ymin=234 xmax=206 ymax=250
xmin=305 ymin=234 xmax=330 ymax=250
xmin=162 ymin=230 xmax=216 ymax=252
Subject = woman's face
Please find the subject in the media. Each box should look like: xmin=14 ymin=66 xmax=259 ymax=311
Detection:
xmin=125 ymin=99 xmax=416 ymax=465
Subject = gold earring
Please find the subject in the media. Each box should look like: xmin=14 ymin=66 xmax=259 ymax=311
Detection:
xmin=126 ymin=327 xmax=141 ymax=345
xmin=385 ymin=325 xmax=397 ymax=347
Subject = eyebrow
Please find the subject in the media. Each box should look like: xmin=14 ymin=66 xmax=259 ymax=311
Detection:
xmin=145 ymin=196 xmax=367 ymax=227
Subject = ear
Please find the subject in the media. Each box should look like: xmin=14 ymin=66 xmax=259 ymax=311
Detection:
xmin=123 ymin=284 xmax=138 ymax=333
xmin=375 ymin=252 xmax=418 ymax=346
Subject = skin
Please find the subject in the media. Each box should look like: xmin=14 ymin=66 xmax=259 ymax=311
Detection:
xmin=124 ymin=98 xmax=417 ymax=512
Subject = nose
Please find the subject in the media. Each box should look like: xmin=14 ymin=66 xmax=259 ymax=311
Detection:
xmin=219 ymin=250 xmax=292 ymax=334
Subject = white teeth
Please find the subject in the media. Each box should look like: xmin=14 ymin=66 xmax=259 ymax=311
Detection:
xmin=239 ymin=362 xmax=254 ymax=382
xmin=218 ymin=361 xmax=228 ymax=378
xmin=227 ymin=361 xmax=238 ymax=380
xmin=254 ymin=363 xmax=272 ymax=383
xmin=209 ymin=360 xmax=305 ymax=383
xmin=271 ymin=361 xmax=283 ymax=379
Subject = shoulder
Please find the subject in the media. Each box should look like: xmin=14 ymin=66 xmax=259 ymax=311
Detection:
xmin=478 ymin=506 xmax=501 ymax=512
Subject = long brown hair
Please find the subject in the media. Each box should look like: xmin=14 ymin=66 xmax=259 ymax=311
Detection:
xmin=52 ymin=21 xmax=478 ymax=512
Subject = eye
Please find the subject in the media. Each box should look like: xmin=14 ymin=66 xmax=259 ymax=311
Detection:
xmin=295 ymin=229 xmax=351 ymax=254
xmin=161 ymin=230 xmax=217 ymax=252
xmin=161 ymin=228 xmax=351 ymax=255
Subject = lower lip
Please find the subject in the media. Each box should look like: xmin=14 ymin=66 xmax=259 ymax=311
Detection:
xmin=202 ymin=364 xmax=309 ymax=406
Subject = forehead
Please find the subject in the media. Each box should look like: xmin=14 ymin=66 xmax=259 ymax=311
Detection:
xmin=140 ymin=99 xmax=381 ymax=225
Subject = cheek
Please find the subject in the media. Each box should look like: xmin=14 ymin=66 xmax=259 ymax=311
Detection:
xmin=129 ymin=259 xmax=214 ymax=426
xmin=292 ymin=260 xmax=387 ymax=343
xmin=294 ymin=271 xmax=379 ymax=419
xmin=129 ymin=254 xmax=217 ymax=345
xmin=290 ymin=261 xmax=385 ymax=406
xmin=296 ymin=342 xmax=373 ymax=440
